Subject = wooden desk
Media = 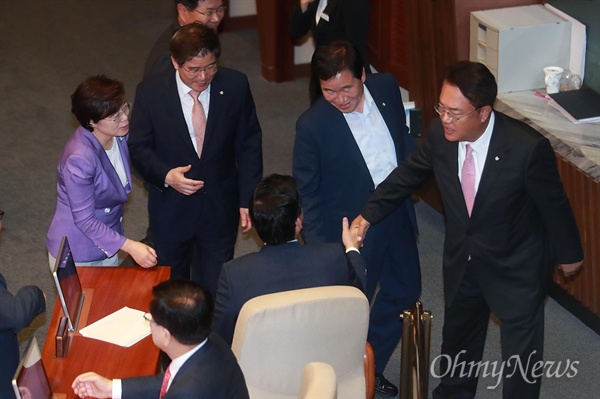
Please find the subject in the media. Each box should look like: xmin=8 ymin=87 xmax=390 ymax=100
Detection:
xmin=496 ymin=91 xmax=600 ymax=333
xmin=42 ymin=266 xmax=170 ymax=398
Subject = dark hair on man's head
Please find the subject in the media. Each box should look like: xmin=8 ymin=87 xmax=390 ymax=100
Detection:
xmin=311 ymin=41 xmax=363 ymax=82
xmin=444 ymin=61 xmax=497 ymax=109
xmin=250 ymin=174 xmax=302 ymax=245
xmin=175 ymin=0 xmax=200 ymax=9
xmin=71 ymin=75 xmax=125 ymax=132
xmin=150 ymin=279 xmax=213 ymax=345
xmin=170 ymin=21 xmax=221 ymax=66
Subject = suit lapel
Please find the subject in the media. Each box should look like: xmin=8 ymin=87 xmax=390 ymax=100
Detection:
xmin=327 ymin=102 xmax=374 ymax=188
xmin=322 ymin=0 xmax=339 ymax=18
xmin=82 ymin=129 xmax=128 ymax=200
xmin=203 ymin=71 xmax=226 ymax=155
xmin=160 ymin=73 xmax=199 ymax=160
xmin=366 ymin=80 xmax=405 ymax=164
xmin=440 ymin=138 xmax=469 ymax=221
xmin=472 ymin=114 xmax=507 ymax=217
xmin=315 ymin=0 xmax=339 ymax=30
xmin=117 ymin=137 xmax=132 ymax=191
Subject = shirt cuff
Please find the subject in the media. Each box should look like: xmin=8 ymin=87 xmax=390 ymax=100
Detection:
xmin=113 ymin=379 xmax=122 ymax=399
xmin=345 ymin=247 xmax=360 ymax=254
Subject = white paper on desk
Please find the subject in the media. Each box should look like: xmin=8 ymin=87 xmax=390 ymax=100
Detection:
xmin=79 ymin=307 xmax=151 ymax=347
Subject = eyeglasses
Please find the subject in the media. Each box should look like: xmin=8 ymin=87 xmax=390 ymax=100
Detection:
xmin=182 ymin=62 xmax=218 ymax=76
xmin=143 ymin=312 xmax=156 ymax=324
xmin=105 ymin=102 xmax=131 ymax=123
xmin=434 ymin=105 xmax=481 ymax=122
xmin=193 ymin=5 xmax=227 ymax=17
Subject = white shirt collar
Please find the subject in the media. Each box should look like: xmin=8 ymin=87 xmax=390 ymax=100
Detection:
xmin=166 ymin=338 xmax=208 ymax=389
xmin=175 ymin=70 xmax=210 ymax=99
xmin=461 ymin=110 xmax=495 ymax=153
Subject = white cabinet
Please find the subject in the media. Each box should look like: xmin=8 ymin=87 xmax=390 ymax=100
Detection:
xmin=469 ymin=5 xmax=570 ymax=93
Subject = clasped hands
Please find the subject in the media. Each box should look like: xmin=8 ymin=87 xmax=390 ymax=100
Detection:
xmin=343 ymin=215 xmax=371 ymax=249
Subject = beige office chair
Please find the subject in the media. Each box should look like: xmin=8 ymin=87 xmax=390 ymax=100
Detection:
xmin=231 ymin=286 xmax=374 ymax=399
xmin=298 ymin=362 xmax=337 ymax=399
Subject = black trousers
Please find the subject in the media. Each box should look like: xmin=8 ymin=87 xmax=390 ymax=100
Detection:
xmin=432 ymin=263 xmax=544 ymax=399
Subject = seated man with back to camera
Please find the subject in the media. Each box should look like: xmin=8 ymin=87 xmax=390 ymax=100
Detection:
xmin=212 ymin=173 xmax=367 ymax=345
xmin=72 ymin=279 xmax=248 ymax=399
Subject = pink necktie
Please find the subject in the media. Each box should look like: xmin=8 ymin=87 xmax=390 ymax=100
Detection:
xmin=159 ymin=366 xmax=171 ymax=399
xmin=189 ymin=90 xmax=206 ymax=158
xmin=461 ymin=144 xmax=476 ymax=217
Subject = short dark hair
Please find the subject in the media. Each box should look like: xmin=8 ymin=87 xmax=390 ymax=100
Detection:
xmin=71 ymin=75 xmax=125 ymax=132
xmin=444 ymin=61 xmax=497 ymax=109
xmin=150 ymin=279 xmax=213 ymax=345
xmin=250 ymin=174 xmax=302 ymax=245
xmin=175 ymin=0 xmax=200 ymax=9
xmin=170 ymin=21 xmax=221 ymax=66
xmin=311 ymin=41 xmax=364 ymax=82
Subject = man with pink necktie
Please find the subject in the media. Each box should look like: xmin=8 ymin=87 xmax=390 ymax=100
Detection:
xmin=352 ymin=61 xmax=583 ymax=399
xmin=71 ymin=279 xmax=248 ymax=399
xmin=129 ymin=23 xmax=263 ymax=296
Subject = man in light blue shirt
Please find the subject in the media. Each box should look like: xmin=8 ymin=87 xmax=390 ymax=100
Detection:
xmin=293 ymin=41 xmax=421 ymax=397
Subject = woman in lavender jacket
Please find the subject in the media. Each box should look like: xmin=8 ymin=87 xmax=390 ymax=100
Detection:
xmin=46 ymin=76 xmax=157 ymax=268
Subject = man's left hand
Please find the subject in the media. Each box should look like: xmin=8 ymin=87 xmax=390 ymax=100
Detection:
xmin=559 ymin=260 xmax=583 ymax=277
xmin=240 ymin=208 xmax=252 ymax=233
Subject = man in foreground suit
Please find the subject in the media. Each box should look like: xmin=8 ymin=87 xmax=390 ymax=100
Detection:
xmin=352 ymin=61 xmax=583 ymax=399
xmin=129 ymin=23 xmax=263 ymax=295
xmin=212 ymin=174 xmax=367 ymax=344
xmin=293 ymin=41 xmax=421 ymax=396
xmin=144 ymin=0 xmax=226 ymax=78
xmin=0 ymin=211 xmax=46 ymax=398
xmin=72 ymin=279 xmax=248 ymax=399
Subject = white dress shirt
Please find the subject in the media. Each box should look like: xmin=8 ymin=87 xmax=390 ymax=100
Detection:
xmin=175 ymin=71 xmax=210 ymax=153
xmin=458 ymin=111 xmax=495 ymax=193
xmin=105 ymin=137 xmax=128 ymax=187
xmin=111 ymin=338 xmax=208 ymax=398
xmin=315 ymin=0 xmax=328 ymax=24
xmin=343 ymin=86 xmax=397 ymax=188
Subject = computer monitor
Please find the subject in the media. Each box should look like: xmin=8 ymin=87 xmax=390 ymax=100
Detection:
xmin=12 ymin=337 xmax=53 ymax=399
xmin=51 ymin=236 xmax=85 ymax=332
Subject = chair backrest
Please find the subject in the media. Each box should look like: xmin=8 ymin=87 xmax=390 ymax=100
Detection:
xmin=298 ymin=362 xmax=337 ymax=399
xmin=232 ymin=286 xmax=369 ymax=399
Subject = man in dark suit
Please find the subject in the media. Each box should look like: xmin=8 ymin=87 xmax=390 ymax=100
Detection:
xmin=352 ymin=61 xmax=583 ymax=399
xmin=213 ymin=174 xmax=367 ymax=344
xmin=72 ymin=279 xmax=248 ymax=399
xmin=129 ymin=23 xmax=263 ymax=296
xmin=144 ymin=1 xmax=226 ymax=85
xmin=293 ymin=41 xmax=420 ymax=396
xmin=291 ymin=0 xmax=370 ymax=103
xmin=0 ymin=211 xmax=46 ymax=398
xmin=137 ymin=0 xmax=226 ymax=252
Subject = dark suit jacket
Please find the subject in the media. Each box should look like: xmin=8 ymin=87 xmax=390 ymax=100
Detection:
xmin=212 ymin=241 xmax=367 ymax=344
xmin=291 ymin=0 xmax=370 ymax=70
xmin=362 ymin=112 xmax=583 ymax=319
xmin=293 ymin=72 xmax=417 ymax=245
xmin=143 ymin=20 xmax=179 ymax=79
xmin=122 ymin=334 xmax=248 ymax=399
xmin=0 ymin=272 xmax=45 ymax=398
xmin=128 ymin=68 xmax=263 ymax=245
